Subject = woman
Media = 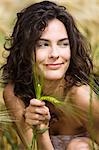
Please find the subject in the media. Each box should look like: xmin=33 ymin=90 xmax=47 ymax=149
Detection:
xmin=1 ymin=1 xmax=99 ymax=149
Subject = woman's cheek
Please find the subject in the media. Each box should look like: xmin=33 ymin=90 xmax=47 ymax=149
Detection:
xmin=62 ymin=49 xmax=71 ymax=60
xmin=36 ymin=50 xmax=48 ymax=63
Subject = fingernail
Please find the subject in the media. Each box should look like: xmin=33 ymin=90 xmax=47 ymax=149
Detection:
xmin=41 ymin=101 xmax=45 ymax=105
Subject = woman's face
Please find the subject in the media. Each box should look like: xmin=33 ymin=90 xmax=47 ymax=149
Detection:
xmin=35 ymin=19 xmax=71 ymax=80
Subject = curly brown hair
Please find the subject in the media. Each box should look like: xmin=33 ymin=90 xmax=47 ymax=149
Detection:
xmin=1 ymin=1 xmax=94 ymax=106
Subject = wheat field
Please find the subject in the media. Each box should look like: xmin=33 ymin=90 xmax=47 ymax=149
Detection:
xmin=0 ymin=0 xmax=99 ymax=149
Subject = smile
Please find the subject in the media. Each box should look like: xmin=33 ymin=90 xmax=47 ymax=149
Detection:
xmin=45 ymin=63 xmax=64 ymax=69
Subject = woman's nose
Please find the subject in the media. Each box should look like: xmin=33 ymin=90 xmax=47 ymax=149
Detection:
xmin=48 ymin=45 xmax=59 ymax=59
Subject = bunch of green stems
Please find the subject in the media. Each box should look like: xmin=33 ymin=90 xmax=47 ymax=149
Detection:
xmin=30 ymin=81 xmax=64 ymax=150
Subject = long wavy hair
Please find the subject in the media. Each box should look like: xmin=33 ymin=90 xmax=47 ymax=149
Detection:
xmin=1 ymin=1 xmax=94 ymax=106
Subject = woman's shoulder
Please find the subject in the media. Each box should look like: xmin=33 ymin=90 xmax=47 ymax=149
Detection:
xmin=71 ymin=84 xmax=90 ymax=99
xmin=69 ymin=84 xmax=98 ymax=108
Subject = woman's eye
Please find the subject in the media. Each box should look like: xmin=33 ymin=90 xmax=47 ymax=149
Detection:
xmin=37 ymin=42 xmax=49 ymax=48
xmin=59 ymin=42 xmax=69 ymax=47
xmin=43 ymin=43 xmax=49 ymax=46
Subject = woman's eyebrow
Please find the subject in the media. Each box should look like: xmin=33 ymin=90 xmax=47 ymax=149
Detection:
xmin=59 ymin=38 xmax=69 ymax=42
xmin=38 ymin=38 xmax=49 ymax=42
xmin=38 ymin=38 xmax=69 ymax=42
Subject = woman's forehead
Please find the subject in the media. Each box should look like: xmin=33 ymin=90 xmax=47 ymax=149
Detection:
xmin=40 ymin=19 xmax=68 ymax=40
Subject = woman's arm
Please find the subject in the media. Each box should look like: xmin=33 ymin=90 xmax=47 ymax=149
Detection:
xmin=3 ymin=84 xmax=54 ymax=150
xmin=3 ymin=84 xmax=33 ymax=146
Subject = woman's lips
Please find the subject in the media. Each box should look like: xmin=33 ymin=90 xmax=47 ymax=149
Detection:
xmin=45 ymin=63 xmax=64 ymax=69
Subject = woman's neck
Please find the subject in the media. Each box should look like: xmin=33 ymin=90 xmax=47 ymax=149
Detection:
xmin=42 ymin=78 xmax=66 ymax=100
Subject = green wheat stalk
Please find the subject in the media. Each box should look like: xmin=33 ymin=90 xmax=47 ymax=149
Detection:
xmin=30 ymin=63 xmax=65 ymax=150
xmin=31 ymin=82 xmax=65 ymax=150
xmin=88 ymin=74 xmax=97 ymax=150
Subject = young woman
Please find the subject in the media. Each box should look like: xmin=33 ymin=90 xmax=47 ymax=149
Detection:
xmin=1 ymin=1 xmax=99 ymax=149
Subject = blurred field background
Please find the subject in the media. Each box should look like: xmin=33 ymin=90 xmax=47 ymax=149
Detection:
xmin=0 ymin=0 xmax=99 ymax=98
xmin=0 ymin=0 xmax=99 ymax=149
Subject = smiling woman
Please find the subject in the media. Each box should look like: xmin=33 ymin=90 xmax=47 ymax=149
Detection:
xmin=0 ymin=0 xmax=99 ymax=150
xmin=36 ymin=19 xmax=71 ymax=80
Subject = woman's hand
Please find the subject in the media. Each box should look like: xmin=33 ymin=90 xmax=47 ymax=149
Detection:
xmin=24 ymin=99 xmax=51 ymax=130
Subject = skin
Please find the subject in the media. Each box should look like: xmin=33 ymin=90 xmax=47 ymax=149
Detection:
xmin=3 ymin=19 xmax=99 ymax=150
xmin=36 ymin=19 xmax=71 ymax=81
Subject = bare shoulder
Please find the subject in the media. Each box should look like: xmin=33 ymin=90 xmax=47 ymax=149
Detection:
xmin=70 ymin=85 xmax=99 ymax=144
xmin=70 ymin=84 xmax=99 ymax=109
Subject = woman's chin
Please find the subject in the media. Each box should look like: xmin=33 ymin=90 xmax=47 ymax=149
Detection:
xmin=39 ymin=69 xmax=66 ymax=81
xmin=44 ymin=74 xmax=64 ymax=81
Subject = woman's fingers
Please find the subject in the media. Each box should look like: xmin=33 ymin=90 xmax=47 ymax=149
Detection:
xmin=25 ymin=114 xmax=50 ymax=126
xmin=26 ymin=105 xmax=49 ymax=115
xmin=24 ymin=99 xmax=51 ymax=126
xmin=25 ymin=112 xmax=46 ymax=121
xmin=43 ymin=106 xmax=51 ymax=122
xmin=30 ymin=99 xmax=45 ymax=106
xmin=26 ymin=99 xmax=49 ymax=115
xmin=25 ymin=119 xmax=41 ymax=126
